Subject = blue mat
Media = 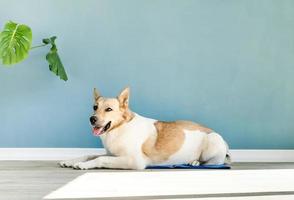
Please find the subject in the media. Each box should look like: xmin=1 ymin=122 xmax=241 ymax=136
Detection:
xmin=146 ymin=164 xmax=230 ymax=169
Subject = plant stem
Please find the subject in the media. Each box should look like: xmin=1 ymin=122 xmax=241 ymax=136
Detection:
xmin=30 ymin=44 xmax=47 ymax=50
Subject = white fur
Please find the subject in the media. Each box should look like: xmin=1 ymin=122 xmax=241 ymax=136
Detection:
xmin=60 ymin=113 xmax=229 ymax=170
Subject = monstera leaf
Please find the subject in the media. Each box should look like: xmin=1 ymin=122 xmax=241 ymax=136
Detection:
xmin=0 ymin=21 xmax=69 ymax=81
xmin=43 ymin=36 xmax=68 ymax=81
xmin=0 ymin=21 xmax=32 ymax=65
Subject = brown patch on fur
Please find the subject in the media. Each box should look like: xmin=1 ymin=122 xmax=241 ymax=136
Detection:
xmin=173 ymin=120 xmax=213 ymax=134
xmin=142 ymin=121 xmax=213 ymax=163
xmin=122 ymin=109 xmax=134 ymax=122
xmin=109 ymin=109 xmax=135 ymax=132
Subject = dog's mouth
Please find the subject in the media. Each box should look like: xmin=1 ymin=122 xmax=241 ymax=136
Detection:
xmin=92 ymin=121 xmax=111 ymax=136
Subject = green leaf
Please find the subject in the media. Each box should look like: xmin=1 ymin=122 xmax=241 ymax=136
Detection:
xmin=0 ymin=21 xmax=32 ymax=65
xmin=43 ymin=36 xmax=68 ymax=81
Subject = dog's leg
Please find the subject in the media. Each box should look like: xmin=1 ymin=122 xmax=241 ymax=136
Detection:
xmin=59 ymin=155 xmax=101 ymax=168
xmin=73 ymin=156 xmax=146 ymax=170
xmin=201 ymin=154 xmax=226 ymax=165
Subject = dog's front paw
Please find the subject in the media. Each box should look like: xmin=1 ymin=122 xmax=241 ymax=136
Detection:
xmin=59 ymin=160 xmax=75 ymax=168
xmin=73 ymin=162 xmax=90 ymax=170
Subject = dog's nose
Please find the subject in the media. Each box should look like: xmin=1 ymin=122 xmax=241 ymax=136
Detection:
xmin=90 ymin=116 xmax=97 ymax=125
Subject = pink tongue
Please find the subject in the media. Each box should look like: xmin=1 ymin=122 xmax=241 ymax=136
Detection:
xmin=92 ymin=127 xmax=104 ymax=136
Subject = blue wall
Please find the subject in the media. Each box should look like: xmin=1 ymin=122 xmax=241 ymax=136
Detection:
xmin=0 ymin=0 xmax=293 ymax=148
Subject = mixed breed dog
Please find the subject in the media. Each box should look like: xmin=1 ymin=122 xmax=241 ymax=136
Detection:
xmin=59 ymin=87 xmax=230 ymax=170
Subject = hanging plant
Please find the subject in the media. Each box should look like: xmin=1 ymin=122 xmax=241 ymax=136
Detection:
xmin=0 ymin=21 xmax=68 ymax=81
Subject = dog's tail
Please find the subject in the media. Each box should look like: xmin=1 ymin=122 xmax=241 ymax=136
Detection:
xmin=224 ymin=141 xmax=231 ymax=165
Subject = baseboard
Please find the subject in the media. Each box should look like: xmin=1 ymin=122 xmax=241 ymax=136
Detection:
xmin=0 ymin=148 xmax=106 ymax=161
xmin=0 ymin=148 xmax=293 ymax=162
xmin=230 ymin=149 xmax=294 ymax=162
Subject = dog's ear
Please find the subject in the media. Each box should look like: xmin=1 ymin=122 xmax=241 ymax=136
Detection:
xmin=118 ymin=87 xmax=130 ymax=109
xmin=93 ymin=88 xmax=101 ymax=101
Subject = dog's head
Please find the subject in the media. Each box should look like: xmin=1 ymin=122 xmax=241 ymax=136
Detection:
xmin=90 ymin=87 xmax=134 ymax=136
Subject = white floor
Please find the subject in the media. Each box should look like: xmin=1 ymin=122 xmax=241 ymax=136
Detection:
xmin=44 ymin=169 xmax=294 ymax=199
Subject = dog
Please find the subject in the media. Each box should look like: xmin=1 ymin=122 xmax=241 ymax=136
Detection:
xmin=59 ymin=87 xmax=230 ymax=170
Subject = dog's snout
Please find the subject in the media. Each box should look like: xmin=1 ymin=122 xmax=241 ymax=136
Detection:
xmin=90 ymin=116 xmax=97 ymax=125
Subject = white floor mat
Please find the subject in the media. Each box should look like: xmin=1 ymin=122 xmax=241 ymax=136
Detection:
xmin=44 ymin=169 xmax=294 ymax=199
xmin=155 ymin=196 xmax=294 ymax=200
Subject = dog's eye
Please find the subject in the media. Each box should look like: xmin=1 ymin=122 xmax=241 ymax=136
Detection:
xmin=105 ymin=107 xmax=113 ymax=112
xmin=93 ymin=105 xmax=98 ymax=111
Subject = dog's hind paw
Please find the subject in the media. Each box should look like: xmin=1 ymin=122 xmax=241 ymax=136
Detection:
xmin=189 ymin=160 xmax=200 ymax=166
